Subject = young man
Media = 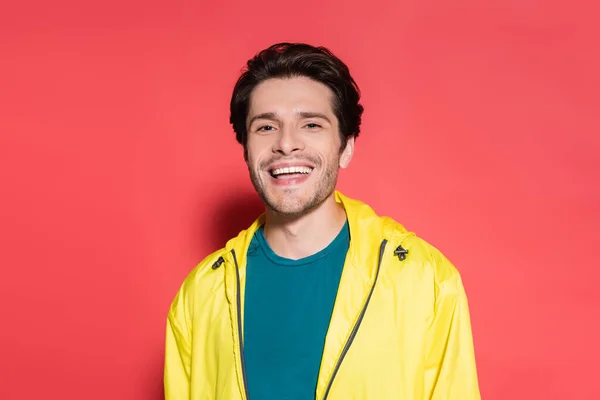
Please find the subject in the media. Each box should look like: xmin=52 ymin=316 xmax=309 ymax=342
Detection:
xmin=164 ymin=43 xmax=481 ymax=399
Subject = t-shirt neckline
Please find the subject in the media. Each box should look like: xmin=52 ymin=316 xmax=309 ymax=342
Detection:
xmin=254 ymin=220 xmax=350 ymax=267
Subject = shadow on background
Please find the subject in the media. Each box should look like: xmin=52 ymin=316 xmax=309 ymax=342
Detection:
xmin=207 ymin=190 xmax=265 ymax=251
xmin=147 ymin=353 xmax=165 ymax=400
xmin=149 ymin=191 xmax=264 ymax=400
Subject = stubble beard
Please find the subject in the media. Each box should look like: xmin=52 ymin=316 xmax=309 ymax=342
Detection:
xmin=248 ymin=155 xmax=339 ymax=218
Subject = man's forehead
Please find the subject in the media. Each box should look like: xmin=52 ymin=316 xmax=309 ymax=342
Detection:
xmin=248 ymin=77 xmax=336 ymax=118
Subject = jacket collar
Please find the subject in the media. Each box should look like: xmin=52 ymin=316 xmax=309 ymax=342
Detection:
xmin=223 ymin=190 xmax=409 ymax=262
xmin=220 ymin=189 xmax=413 ymax=326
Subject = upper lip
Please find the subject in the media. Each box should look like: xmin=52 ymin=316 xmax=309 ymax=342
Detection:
xmin=267 ymin=161 xmax=315 ymax=171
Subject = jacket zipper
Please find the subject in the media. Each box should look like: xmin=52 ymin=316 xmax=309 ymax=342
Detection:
xmin=322 ymin=239 xmax=388 ymax=400
xmin=232 ymin=249 xmax=250 ymax=400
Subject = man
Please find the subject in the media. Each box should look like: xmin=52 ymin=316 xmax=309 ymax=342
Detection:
xmin=164 ymin=42 xmax=481 ymax=399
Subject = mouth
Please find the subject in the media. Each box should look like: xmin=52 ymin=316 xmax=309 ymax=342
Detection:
xmin=268 ymin=165 xmax=314 ymax=182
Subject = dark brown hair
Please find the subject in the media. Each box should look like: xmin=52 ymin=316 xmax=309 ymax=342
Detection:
xmin=229 ymin=42 xmax=364 ymax=151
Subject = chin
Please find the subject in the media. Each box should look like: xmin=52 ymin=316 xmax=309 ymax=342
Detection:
xmin=270 ymin=195 xmax=308 ymax=215
xmin=270 ymin=189 xmax=332 ymax=217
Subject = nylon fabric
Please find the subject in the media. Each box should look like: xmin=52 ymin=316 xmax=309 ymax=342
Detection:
xmin=164 ymin=191 xmax=481 ymax=399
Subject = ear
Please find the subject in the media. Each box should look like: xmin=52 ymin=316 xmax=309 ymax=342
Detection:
xmin=339 ymin=136 xmax=355 ymax=168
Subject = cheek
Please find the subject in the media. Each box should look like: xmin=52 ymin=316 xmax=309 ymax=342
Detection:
xmin=245 ymin=148 xmax=266 ymax=171
xmin=246 ymin=137 xmax=271 ymax=162
xmin=320 ymin=132 xmax=342 ymax=156
xmin=321 ymin=142 xmax=342 ymax=163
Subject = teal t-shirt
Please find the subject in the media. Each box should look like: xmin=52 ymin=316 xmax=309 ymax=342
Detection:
xmin=243 ymin=220 xmax=350 ymax=400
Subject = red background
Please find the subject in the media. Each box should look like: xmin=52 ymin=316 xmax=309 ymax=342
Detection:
xmin=1 ymin=1 xmax=599 ymax=399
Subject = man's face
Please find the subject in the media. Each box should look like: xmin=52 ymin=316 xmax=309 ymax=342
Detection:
xmin=245 ymin=76 xmax=354 ymax=217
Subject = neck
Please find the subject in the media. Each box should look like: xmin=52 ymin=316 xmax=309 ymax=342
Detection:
xmin=262 ymin=193 xmax=347 ymax=260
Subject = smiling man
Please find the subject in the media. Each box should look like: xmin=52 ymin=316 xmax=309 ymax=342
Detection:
xmin=164 ymin=43 xmax=481 ymax=399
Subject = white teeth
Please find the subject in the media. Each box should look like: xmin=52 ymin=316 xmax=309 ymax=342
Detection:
xmin=271 ymin=166 xmax=313 ymax=176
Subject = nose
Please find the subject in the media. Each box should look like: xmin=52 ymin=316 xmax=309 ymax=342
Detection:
xmin=272 ymin=125 xmax=304 ymax=155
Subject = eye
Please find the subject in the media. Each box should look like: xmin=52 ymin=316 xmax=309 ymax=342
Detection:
xmin=257 ymin=125 xmax=275 ymax=132
xmin=304 ymin=123 xmax=321 ymax=130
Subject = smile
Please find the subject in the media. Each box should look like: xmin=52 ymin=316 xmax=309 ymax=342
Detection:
xmin=270 ymin=166 xmax=313 ymax=178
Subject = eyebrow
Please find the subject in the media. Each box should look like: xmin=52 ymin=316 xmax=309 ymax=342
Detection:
xmin=247 ymin=112 xmax=278 ymax=127
xmin=297 ymin=111 xmax=331 ymax=123
xmin=247 ymin=111 xmax=331 ymax=127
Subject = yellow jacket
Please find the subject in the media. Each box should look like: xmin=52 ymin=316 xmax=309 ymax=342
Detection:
xmin=165 ymin=191 xmax=481 ymax=399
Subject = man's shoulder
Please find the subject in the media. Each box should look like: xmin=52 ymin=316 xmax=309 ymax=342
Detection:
xmin=380 ymin=216 xmax=465 ymax=292
xmin=345 ymin=192 xmax=466 ymax=291
xmin=179 ymin=247 xmax=229 ymax=289
xmin=169 ymin=216 xmax=262 ymax=306
xmin=166 ymin=246 xmax=231 ymax=321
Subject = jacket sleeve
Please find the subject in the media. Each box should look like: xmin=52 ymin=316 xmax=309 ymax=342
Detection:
xmin=424 ymin=254 xmax=481 ymax=399
xmin=164 ymin=288 xmax=192 ymax=400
